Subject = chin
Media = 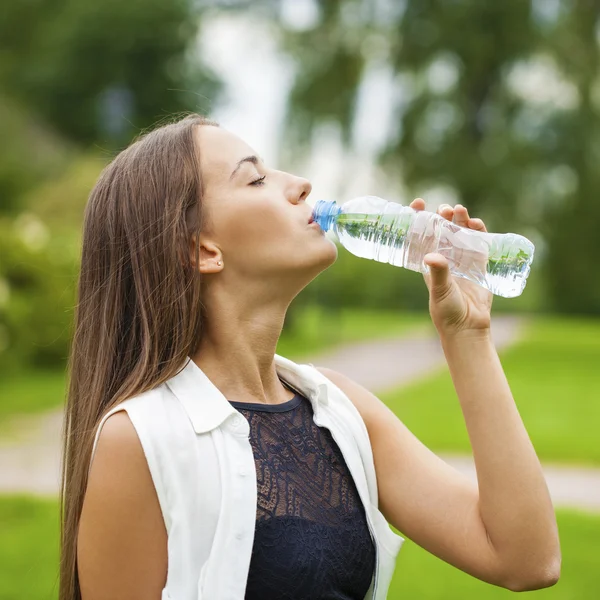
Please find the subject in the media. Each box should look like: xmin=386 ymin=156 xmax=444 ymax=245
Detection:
xmin=279 ymin=243 xmax=337 ymax=300
xmin=301 ymin=239 xmax=338 ymax=277
xmin=322 ymin=239 xmax=339 ymax=266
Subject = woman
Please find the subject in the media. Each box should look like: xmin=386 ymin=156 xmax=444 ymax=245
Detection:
xmin=61 ymin=114 xmax=560 ymax=599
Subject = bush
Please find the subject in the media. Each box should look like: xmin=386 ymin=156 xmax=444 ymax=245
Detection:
xmin=0 ymin=216 xmax=77 ymax=372
xmin=0 ymin=95 xmax=73 ymax=215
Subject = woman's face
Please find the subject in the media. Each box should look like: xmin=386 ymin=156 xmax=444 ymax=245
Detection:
xmin=195 ymin=126 xmax=337 ymax=287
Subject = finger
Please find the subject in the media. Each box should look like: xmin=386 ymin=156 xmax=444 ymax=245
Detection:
xmin=453 ymin=204 xmax=470 ymax=227
xmin=410 ymin=197 xmax=426 ymax=211
xmin=437 ymin=203 xmax=454 ymax=221
xmin=423 ymin=253 xmax=451 ymax=299
xmin=468 ymin=217 xmax=488 ymax=233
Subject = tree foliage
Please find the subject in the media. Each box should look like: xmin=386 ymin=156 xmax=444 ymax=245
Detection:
xmin=0 ymin=0 xmax=219 ymax=147
xmin=537 ymin=0 xmax=600 ymax=314
xmin=277 ymin=0 xmax=600 ymax=314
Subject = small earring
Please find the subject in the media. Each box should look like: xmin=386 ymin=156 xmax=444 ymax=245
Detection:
xmin=217 ymin=261 xmax=223 ymax=266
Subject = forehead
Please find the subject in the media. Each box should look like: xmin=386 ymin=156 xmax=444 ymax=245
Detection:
xmin=195 ymin=126 xmax=257 ymax=187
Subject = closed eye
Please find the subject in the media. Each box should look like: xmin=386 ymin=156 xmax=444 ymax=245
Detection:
xmin=250 ymin=175 xmax=266 ymax=186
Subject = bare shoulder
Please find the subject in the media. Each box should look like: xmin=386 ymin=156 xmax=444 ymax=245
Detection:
xmin=78 ymin=410 xmax=168 ymax=600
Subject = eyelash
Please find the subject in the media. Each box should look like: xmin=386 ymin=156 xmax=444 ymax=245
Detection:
xmin=250 ymin=175 xmax=266 ymax=186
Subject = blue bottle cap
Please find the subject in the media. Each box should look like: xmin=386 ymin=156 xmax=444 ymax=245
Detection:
xmin=311 ymin=200 xmax=342 ymax=232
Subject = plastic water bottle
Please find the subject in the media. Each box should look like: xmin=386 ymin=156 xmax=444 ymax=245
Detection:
xmin=312 ymin=196 xmax=535 ymax=298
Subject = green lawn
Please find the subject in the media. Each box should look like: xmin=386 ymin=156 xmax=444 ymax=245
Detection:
xmin=381 ymin=315 xmax=600 ymax=465
xmin=0 ymin=307 xmax=431 ymax=423
xmin=0 ymin=495 xmax=61 ymax=600
xmin=389 ymin=510 xmax=599 ymax=599
xmin=0 ymin=369 xmax=67 ymax=429
xmin=0 ymin=494 xmax=596 ymax=600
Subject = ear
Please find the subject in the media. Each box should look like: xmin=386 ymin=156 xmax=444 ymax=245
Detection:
xmin=189 ymin=233 xmax=224 ymax=274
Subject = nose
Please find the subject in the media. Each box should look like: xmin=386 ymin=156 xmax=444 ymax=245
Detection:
xmin=296 ymin=177 xmax=312 ymax=204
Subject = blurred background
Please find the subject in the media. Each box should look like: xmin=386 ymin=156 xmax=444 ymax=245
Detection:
xmin=1 ymin=0 xmax=600 ymax=598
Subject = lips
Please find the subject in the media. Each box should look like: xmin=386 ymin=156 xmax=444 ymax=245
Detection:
xmin=308 ymin=214 xmax=314 ymax=224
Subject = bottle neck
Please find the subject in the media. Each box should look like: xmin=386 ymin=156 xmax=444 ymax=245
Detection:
xmin=312 ymin=200 xmax=342 ymax=232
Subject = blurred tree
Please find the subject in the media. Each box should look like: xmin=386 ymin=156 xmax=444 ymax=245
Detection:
xmin=280 ymin=0 xmax=538 ymax=226
xmin=22 ymin=153 xmax=106 ymax=233
xmin=0 ymin=95 xmax=73 ymax=215
xmin=537 ymin=0 xmax=600 ymax=314
xmin=0 ymin=0 xmax=219 ymax=147
xmin=0 ymin=215 xmax=76 ymax=371
xmin=282 ymin=0 xmax=366 ymax=148
xmin=276 ymin=0 xmax=600 ymax=314
xmin=0 ymin=153 xmax=109 ymax=371
xmin=384 ymin=1 xmax=538 ymax=229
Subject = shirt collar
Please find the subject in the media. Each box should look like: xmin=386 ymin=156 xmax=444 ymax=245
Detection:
xmin=165 ymin=355 xmax=329 ymax=435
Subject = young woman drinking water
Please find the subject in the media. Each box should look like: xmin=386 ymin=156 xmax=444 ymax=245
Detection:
xmin=61 ymin=114 xmax=560 ymax=599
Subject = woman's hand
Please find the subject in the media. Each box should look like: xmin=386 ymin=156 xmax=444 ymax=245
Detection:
xmin=409 ymin=198 xmax=493 ymax=339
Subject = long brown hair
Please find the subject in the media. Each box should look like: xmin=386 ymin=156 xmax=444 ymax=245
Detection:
xmin=59 ymin=113 xmax=217 ymax=599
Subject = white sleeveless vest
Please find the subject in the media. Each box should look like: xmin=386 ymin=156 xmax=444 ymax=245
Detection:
xmin=90 ymin=354 xmax=405 ymax=599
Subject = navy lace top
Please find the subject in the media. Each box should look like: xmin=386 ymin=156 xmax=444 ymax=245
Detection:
xmin=228 ymin=381 xmax=376 ymax=600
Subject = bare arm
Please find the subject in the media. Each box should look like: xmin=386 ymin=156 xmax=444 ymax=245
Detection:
xmin=438 ymin=330 xmax=560 ymax=586
xmin=77 ymin=410 xmax=168 ymax=600
xmin=318 ymin=334 xmax=560 ymax=592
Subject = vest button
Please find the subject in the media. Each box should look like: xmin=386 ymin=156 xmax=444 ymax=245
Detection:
xmin=238 ymin=467 xmax=247 ymax=477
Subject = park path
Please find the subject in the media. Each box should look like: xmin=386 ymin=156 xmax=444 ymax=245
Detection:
xmin=1 ymin=314 xmax=600 ymax=512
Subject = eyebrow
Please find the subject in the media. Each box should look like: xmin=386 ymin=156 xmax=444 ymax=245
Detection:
xmin=230 ymin=155 xmax=260 ymax=180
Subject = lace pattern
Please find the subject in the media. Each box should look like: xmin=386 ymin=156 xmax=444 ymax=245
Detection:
xmin=229 ymin=388 xmax=376 ymax=600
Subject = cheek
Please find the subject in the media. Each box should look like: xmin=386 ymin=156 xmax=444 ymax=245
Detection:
xmin=218 ymin=203 xmax=295 ymax=261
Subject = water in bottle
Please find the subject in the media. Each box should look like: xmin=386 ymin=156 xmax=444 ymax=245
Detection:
xmin=311 ymin=196 xmax=535 ymax=298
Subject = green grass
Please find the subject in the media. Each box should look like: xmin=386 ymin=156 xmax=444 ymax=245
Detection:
xmin=0 ymin=494 xmax=597 ymax=600
xmin=0 ymin=495 xmax=60 ymax=600
xmin=381 ymin=315 xmax=600 ymax=465
xmin=389 ymin=509 xmax=600 ymax=599
xmin=0 ymin=307 xmax=431 ymax=423
xmin=0 ymin=370 xmax=66 ymax=425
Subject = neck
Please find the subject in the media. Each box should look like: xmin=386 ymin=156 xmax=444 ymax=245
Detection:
xmin=191 ymin=288 xmax=294 ymax=405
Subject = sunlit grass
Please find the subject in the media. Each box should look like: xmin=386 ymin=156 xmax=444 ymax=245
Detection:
xmin=389 ymin=509 xmax=599 ymax=598
xmin=381 ymin=315 xmax=600 ymax=464
xmin=0 ymin=494 xmax=596 ymax=600
xmin=0 ymin=370 xmax=66 ymax=427
xmin=0 ymin=495 xmax=60 ymax=600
